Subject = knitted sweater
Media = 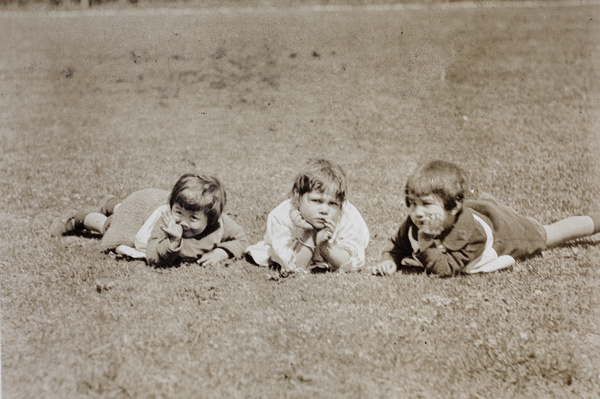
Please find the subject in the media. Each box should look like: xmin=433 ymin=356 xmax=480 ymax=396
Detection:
xmin=100 ymin=188 xmax=168 ymax=252
xmin=99 ymin=189 xmax=249 ymax=266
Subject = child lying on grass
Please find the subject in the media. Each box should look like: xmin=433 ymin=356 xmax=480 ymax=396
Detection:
xmin=246 ymin=158 xmax=369 ymax=274
xmin=373 ymin=160 xmax=600 ymax=277
xmin=50 ymin=174 xmax=249 ymax=268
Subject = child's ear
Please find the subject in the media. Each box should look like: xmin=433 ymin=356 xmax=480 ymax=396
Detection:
xmin=449 ymin=201 xmax=463 ymax=216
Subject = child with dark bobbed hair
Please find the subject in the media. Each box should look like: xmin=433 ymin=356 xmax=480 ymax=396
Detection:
xmin=374 ymin=160 xmax=600 ymax=277
xmin=51 ymin=174 xmax=249 ymax=267
xmin=246 ymin=159 xmax=369 ymax=274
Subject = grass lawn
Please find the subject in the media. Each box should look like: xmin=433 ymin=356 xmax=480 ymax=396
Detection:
xmin=1 ymin=2 xmax=600 ymax=398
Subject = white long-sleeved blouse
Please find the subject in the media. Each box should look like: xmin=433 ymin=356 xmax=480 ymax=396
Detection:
xmin=246 ymin=199 xmax=369 ymax=272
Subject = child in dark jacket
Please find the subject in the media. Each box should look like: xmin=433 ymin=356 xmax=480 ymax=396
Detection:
xmin=373 ymin=160 xmax=600 ymax=277
xmin=50 ymin=174 xmax=249 ymax=267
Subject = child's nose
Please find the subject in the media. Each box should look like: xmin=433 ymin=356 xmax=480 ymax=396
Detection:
xmin=413 ymin=205 xmax=425 ymax=217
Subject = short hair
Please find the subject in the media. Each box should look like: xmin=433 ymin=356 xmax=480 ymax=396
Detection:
xmin=405 ymin=160 xmax=468 ymax=211
xmin=291 ymin=159 xmax=347 ymax=203
xmin=169 ymin=174 xmax=226 ymax=225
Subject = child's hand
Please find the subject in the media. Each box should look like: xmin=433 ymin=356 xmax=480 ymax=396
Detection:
xmin=417 ymin=229 xmax=435 ymax=250
xmin=372 ymin=260 xmax=397 ymax=276
xmin=315 ymin=218 xmax=336 ymax=247
xmin=161 ymin=209 xmax=183 ymax=240
xmin=290 ymin=209 xmax=314 ymax=230
xmin=197 ymin=248 xmax=229 ymax=266
xmin=418 ymin=211 xmax=446 ymax=236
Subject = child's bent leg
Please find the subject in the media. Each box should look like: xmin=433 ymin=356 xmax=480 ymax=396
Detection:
xmin=50 ymin=211 xmax=109 ymax=237
xmin=544 ymin=214 xmax=600 ymax=247
xmin=83 ymin=212 xmax=109 ymax=234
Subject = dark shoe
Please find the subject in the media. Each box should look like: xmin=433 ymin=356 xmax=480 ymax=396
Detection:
xmin=99 ymin=195 xmax=118 ymax=216
xmin=49 ymin=211 xmax=77 ymax=237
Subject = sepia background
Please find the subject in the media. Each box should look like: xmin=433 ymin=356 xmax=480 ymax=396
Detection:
xmin=1 ymin=1 xmax=599 ymax=397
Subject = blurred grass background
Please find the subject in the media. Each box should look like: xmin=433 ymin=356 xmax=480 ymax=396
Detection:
xmin=1 ymin=2 xmax=600 ymax=398
xmin=1 ymin=0 xmax=580 ymax=10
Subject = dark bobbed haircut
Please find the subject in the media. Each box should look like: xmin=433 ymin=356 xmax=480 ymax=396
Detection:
xmin=405 ymin=160 xmax=468 ymax=211
xmin=291 ymin=159 xmax=347 ymax=204
xmin=169 ymin=174 xmax=226 ymax=225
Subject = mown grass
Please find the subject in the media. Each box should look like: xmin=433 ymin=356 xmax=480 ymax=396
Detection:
xmin=1 ymin=3 xmax=600 ymax=398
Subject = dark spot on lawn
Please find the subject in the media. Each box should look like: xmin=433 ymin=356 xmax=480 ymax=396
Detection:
xmin=62 ymin=67 xmax=73 ymax=78
xmin=210 ymin=81 xmax=226 ymax=89
xmin=131 ymin=51 xmax=141 ymax=64
xmin=212 ymin=47 xmax=227 ymax=60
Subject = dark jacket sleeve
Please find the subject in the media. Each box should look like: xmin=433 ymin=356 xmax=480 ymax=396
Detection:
xmin=415 ymin=218 xmax=487 ymax=277
xmin=215 ymin=214 xmax=250 ymax=259
xmin=386 ymin=218 xmax=414 ymax=269
xmin=415 ymin=242 xmax=481 ymax=277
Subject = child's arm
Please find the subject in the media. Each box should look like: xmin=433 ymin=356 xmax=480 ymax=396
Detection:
xmin=197 ymin=215 xmax=250 ymax=266
xmin=214 ymin=214 xmax=251 ymax=259
xmin=266 ymin=209 xmax=315 ymax=272
xmin=293 ymin=229 xmax=317 ymax=270
xmin=373 ymin=219 xmax=413 ymax=276
xmin=372 ymin=260 xmax=397 ymax=276
xmin=197 ymin=248 xmax=229 ymax=266
xmin=317 ymin=219 xmax=351 ymax=271
xmin=321 ymin=203 xmax=370 ymax=272
xmin=374 ymin=216 xmax=487 ymax=277
xmin=145 ymin=209 xmax=184 ymax=267
xmin=415 ymin=229 xmax=485 ymax=277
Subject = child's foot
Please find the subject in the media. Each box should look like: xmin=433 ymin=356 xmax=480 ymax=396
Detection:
xmin=49 ymin=211 xmax=77 ymax=237
xmin=99 ymin=195 xmax=119 ymax=216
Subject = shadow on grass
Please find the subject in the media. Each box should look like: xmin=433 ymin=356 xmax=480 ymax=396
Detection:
xmin=60 ymin=230 xmax=102 ymax=240
xmin=398 ymin=265 xmax=425 ymax=275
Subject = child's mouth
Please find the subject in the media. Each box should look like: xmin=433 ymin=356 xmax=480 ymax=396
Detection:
xmin=414 ymin=219 xmax=427 ymax=228
xmin=312 ymin=218 xmax=326 ymax=227
xmin=415 ymin=220 xmax=438 ymax=233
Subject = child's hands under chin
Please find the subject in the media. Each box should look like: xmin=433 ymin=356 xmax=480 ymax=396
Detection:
xmin=417 ymin=212 xmax=446 ymax=237
xmin=161 ymin=209 xmax=183 ymax=240
xmin=417 ymin=229 xmax=435 ymax=249
xmin=315 ymin=218 xmax=336 ymax=247
xmin=197 ymin=248 xmax=228 ymax=266
xmin=290 ymin=209 xmax=314 ymax=230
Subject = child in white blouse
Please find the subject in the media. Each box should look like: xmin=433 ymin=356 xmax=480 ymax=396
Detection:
xmin=246 ymin=159 xmax=369 ymax=274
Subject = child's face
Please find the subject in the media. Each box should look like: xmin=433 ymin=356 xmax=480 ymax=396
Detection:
xmin=406 ymin=193 xmax=458 ymax=236
xmin=171 ymin=203 xmax=209 ymax=238
xmin=297 ymin=190 xmax=342 ymax=230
